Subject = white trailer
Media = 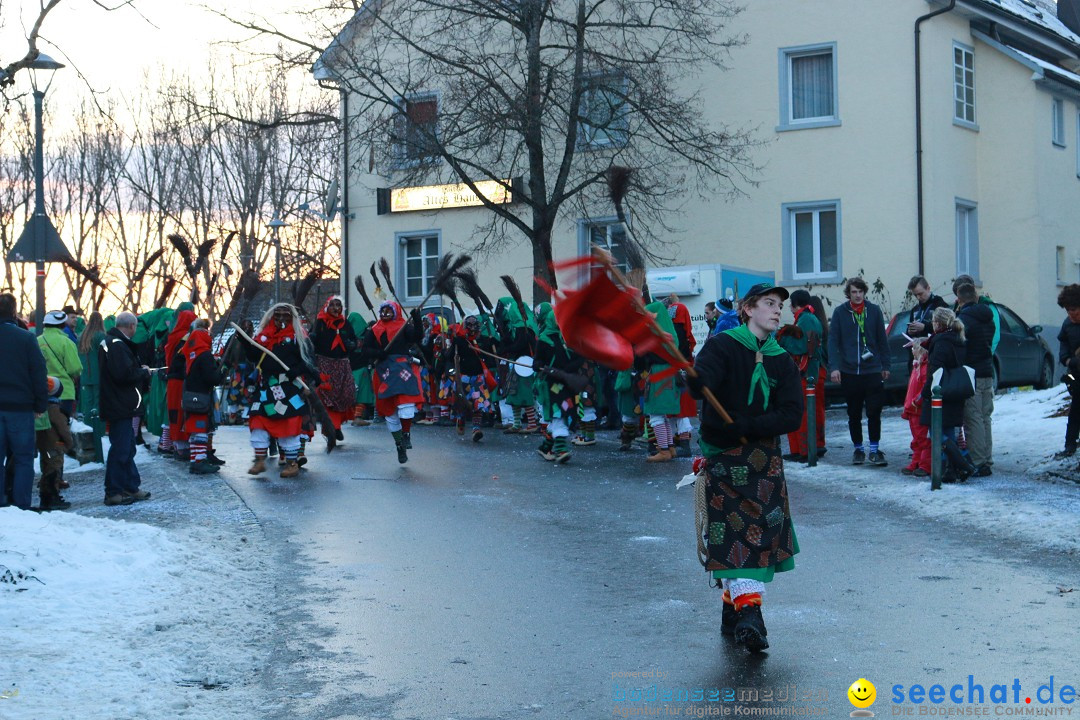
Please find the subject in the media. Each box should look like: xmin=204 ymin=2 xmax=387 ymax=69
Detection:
xmin=646 ymin=263 xmax=776 ymax=352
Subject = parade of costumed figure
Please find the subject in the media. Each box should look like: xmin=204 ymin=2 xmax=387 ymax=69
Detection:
xmin=181 ymin=321 xmax=224 ymax=474
xmin=160 ymin=308 xmax=197 ymax=459
xmin=641 ymin=300 xmax=682 ymax=462
xmin=312 ymin=295 xmax=358 ymax=439
xmin=667 ymin=299 xmax=699 ymax=457
xmin=358 ymin=301 xmax=424 ymax=463
xmin=687 ymin=282 xmax=804 ymax=653
xmin=417 ymin=312 xmax=452 ymax=426
xmin=245 ymin=303 xmax=319 ymax=478
xmin=346 ymin=311 xmax=376 ymax=426
xmin=495 ymin=295 xmax=539 ymax=433
xmin=434 ymin=315 xmax=497 ymax=443
xmin=533 ymin=302 xmax=586 ymax=463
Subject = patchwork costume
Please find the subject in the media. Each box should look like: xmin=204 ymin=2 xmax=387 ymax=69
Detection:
xmin=312 ymin=296 xmax=358 ymax=431
xmin=359 ymin=302 xmax=423 ymax=463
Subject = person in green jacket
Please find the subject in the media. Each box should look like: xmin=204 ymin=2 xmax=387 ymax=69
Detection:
xmin=38 ymin=310 xmax=83 ymax=419
xmin=642 ymin=300 xmax=682 ymax=462
xmin=347 ymin=311 xmax=376 ymax=425
xmin=77 ymin=311 xmax=107 ymax=463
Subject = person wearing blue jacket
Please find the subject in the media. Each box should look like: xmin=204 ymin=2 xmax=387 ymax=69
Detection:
xmin=828 ymin=277 xmax=891 ymax=466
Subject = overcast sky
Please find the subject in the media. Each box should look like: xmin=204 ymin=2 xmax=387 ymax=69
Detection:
xmin=2 ymin=0 xmax=316 ymax=108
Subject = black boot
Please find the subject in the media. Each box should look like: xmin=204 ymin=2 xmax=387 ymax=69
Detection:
xmin=403 ymin=431 xmax=412 ymax=450
xmin=943 ymin=439 xmax=977 ymax=482
xmin=733 ymin=604 xmax=769 ymax=653
xmin=619 ymin=422 xmax=636 ymax=451
xmin=721 ymin=602 xmax=737 ymax=636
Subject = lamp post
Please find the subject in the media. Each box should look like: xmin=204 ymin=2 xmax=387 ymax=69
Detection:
xmin=5 ymin=52 xmax=71 ymax=335
xmin=268 ymin=215 xmax=288 ymax=304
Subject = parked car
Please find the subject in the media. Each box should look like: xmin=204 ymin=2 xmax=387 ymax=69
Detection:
xmin=825 ymin=302 xmax=1055 ymax=402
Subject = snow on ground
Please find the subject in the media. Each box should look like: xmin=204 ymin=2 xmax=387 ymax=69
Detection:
xmin=787 ymin=386 xmax=1080 ymax=555
xmin=0 ymin=447 xmax=274 ymax=719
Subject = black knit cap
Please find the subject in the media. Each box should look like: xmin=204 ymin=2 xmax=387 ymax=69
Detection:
xmin=742 ymin=282 xmax=789 ymax=302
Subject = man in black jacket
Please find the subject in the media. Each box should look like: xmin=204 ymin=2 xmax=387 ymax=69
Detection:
xmin=1056 ymin=284 xmax=1080 ymax=457
xmin=956 ymin=283 xmax=995 ymax=476
xmin=99 ymin=311 xmax=152 ymax=506
xmin=828 ymin=277 xmax=892 ymax=466
xmin=0 ymin=293 xmax=48 ymax=510
xmin=905 ymin=275 xmax=948 ymax=341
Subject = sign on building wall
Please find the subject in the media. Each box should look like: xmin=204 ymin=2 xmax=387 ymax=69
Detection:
xmin=377 ymin=177 xmax=522 ymax=214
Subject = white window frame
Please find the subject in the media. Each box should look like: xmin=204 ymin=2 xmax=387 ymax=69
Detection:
xmin=396 ymin=231 xmax=442 ymax=303
xmin=955 ymin=199 xmax=979 ymax=280
xmin=577 ymin=216 xmax=631 ymax=276
xmin=953 ymin=42 xmax=977 ymax=130
xmin=578 ymin=71 xmax=630 ymax=149
xmin=1075 ymin=112 xmax=1080 ymax=176
xmin=391 ymin=92 xmax=441 ymax=168
xmin=777 ymin=42 xmax=840 ymax=132
xmin=780 ymin=200 xmax=842 ymax=284
xmin=1053 ymin=97 xmax=1066 ymax=147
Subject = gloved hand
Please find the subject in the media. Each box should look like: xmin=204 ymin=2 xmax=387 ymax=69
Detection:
xmin=722 ymin=415 xmax=750 ymax=440
xmin=685 ymin=371 xmax=705 ymax=395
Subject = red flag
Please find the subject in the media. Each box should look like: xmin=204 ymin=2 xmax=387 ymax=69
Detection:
xmin=549 ymin=258 xmax=686 ymax=372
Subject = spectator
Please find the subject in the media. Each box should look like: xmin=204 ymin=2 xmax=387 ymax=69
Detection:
xmin=61 ymin=305 xmax=80 ymax=343
xmin=99 ymin=311 xmax=152 ymax=506
xmin=905 ymin=276 xmax=947 ymax=341
xmin=953 ymin=274 xmax=1001 ymax=355
xmin=0 ymin=293 xmax=48 ymax=510
xmin=77 ymin=312 xmax=107 ymax=462
xmin=901 ymin=342 xmax=931 ymax=477
xmin=828 ymin=277 xmax=891 ymax=466
xmin=956 ymin=283 xmax=995 ymax=476
xmin=704 ymin=301 xmax=719 ymax=334
xmin=711 ymin=297 xmax=739 ymax=337
xmin=1055 ymin=284 xmax=1080 ymax=458
xmin=38 ymin=310 xmax=83 ymax=418
xmin=35 ymin=376 xmax=73 ymax=511
xmin=921 ymin=308 xmax=977 ymax=482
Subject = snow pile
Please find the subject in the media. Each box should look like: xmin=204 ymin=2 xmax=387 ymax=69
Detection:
xmin=789 ymin=387 xmax=1080 ymax=554
xmin=0 ymin=508 xmax=271 ymax=718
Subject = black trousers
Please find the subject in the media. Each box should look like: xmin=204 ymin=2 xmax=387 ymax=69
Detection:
xmin=1067 ymin=392 xmax=1080 ymax=445
xmin=840 ymin=372 xmax=886 ymax=446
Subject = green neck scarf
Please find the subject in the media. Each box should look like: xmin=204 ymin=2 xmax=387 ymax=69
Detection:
xmin=722 ymin=324 xmax=787 ymax=410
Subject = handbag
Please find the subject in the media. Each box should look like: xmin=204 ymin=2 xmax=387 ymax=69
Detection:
xmin=932 ymin=365 xmax=976 ymax=402
xmin=181 ymin=390 xmax=213 ymax=414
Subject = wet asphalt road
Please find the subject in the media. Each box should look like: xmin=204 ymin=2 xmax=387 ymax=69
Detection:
xmin=214 ymin=414 xmax=1080 ymax=720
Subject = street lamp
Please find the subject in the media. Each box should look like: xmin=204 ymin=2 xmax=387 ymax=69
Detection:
xmin=5 ymin=52 xmax=72 ymax=335
xmin=268 ymin=215 xmax=288 ymax=304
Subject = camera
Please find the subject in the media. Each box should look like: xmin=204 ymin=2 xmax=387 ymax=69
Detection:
xmin=860 ymin=349 xmax=875 ymax=361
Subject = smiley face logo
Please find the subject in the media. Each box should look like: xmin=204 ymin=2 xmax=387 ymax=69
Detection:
xmin=848 ymin=678 xmax=876 ymax=709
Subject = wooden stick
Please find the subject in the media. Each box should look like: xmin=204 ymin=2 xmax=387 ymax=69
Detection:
xmin=590 ymin=246 xmax=744 ymax=441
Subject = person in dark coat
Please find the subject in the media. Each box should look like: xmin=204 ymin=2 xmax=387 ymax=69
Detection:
xmin=1056 ymin=284 xmax=1080 ymax=458
xmin=905 ymin=275 xmax=948 ymax=343
xmin=688 ymin=282 xmax=803 ymax=654
xmin=0 ymin=293 xmax=48 ymax=510
xmin=956 ymin=283 xmax=996 ymax=476
xmin=920 ymin=307 xmax=977 ymax=483
xmin=99 ymin=311 xmax=152 ymax=506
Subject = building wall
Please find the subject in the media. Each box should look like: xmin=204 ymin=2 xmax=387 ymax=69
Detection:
xmin=338 ymin=0 xmax=1080 ymax=333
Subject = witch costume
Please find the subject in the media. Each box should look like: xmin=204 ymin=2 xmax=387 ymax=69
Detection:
xmin=688 ymin=283 xmax=803 ymax=653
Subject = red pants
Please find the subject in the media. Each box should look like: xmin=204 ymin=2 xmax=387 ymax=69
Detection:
xmin=787 ymin=369 xmax=826 ymax=456
xmin=906 ymin=415 xmax=931 ymax=471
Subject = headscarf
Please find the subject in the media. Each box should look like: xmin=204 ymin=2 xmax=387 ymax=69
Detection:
xmin=184 ymin=328 xmax=213 ymax=373
xmin=165 ymin=310 xmax=197 ymax=362
xmin=317 ymin=295 xmax=348 ymax=353
xmin=667 ymin=302 xmax=696 ymax=356
xmin=535 ymin=302 xmax=561 ymax=347
xmin=496 ymin=296 xmax=538 ymax=333
xmin=373 ymin=301 xmax=406 ymax=344
xmin=346 ymin=311 xmax=368 ymax=338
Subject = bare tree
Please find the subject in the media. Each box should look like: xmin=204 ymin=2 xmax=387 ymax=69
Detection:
xmin=223 ymin=0 xmax=762 ymax=301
